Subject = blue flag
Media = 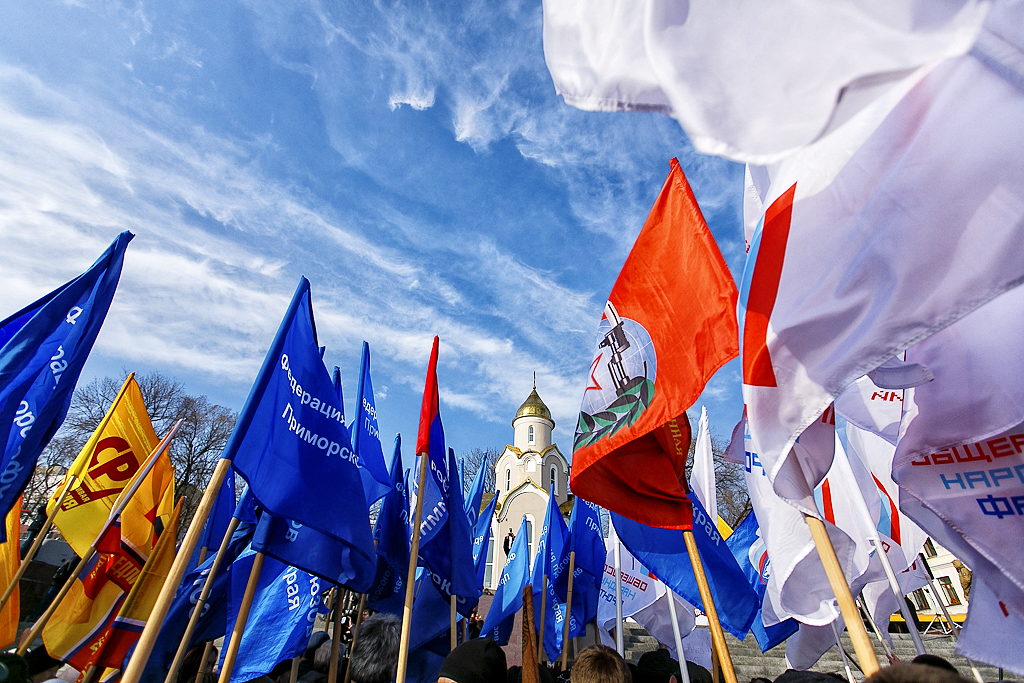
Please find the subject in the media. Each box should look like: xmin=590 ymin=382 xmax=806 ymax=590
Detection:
xmin=133 ymin=518 xmax=256 ymax=683
xmin=408 ymin=569 xmax=453 ymax=653
xmin=479 ymin=516 xmax=530 ymax=645
xmin=0 ymin=231 xmax=132 ymax=533
xmin=227 ymin=278 xmax=375 ymax=589
xmin=186 ymin=472 xmax=238 ymax=574
xmin=472 ymin=489 xmax=499 ymax=592
xmin=352 ymin=341 xmax=393 ymax=507
xmin=368 ymin=436 xmax=411 ymax=616
xmin=612 ymin=495 xmax=759 ymax=639
xmin=413 ymin=337 xmax=448 ymax=550
xmin=331 ymin=366 xmax=345 ymax=423
xmin=554 ymin=498 xmax=604 ymax=626
xmin=464 ymin=460 xmax=487 ymax=530
xmin=725 ymin=511 xmax=798 ymax=651
xmin=531 ymin=486 xmax=574 ymax=660
xmin=221 ymin=548 xmax=328 ymax=683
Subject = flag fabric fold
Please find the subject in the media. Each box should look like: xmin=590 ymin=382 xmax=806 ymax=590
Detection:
xmin=412 ymin=336 xmax=449 ymax=551
xmin=227 ymin=278 xmax=375 ymax=592
xmin=352 ymin=341 xmax=393 ymax=507
xmin=0 ymin=231 xmax=133 ymax=534
xmin=571 ymin=159 xmax=737 ymax=529
xmin=369 ymin=436 xmax=412 ymax=616
xmin=552 ymin=498 xmax=604 ymax=631
xmin=480 ymin=516 xmax=531 ymax=645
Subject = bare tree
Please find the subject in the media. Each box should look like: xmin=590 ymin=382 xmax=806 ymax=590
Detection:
xmin=21 ymin=372 xmax=236 ymax=534
xmin=684 ymin=419 xmax=751 ymax=529
xmin=460 ymin=446 xmax=500 ymax=496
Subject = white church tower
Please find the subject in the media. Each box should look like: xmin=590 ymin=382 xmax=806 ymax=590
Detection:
xmin=484 ymin=380 xmax=570 ymax=589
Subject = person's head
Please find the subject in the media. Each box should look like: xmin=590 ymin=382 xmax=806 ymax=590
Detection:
xmin=313 ymin=642 xmax=332 ymax=674
xmin=437 ymin=638 xmax=507 ymax=683
xmin=570 ymin=646 xmax=631 ymax=683
xmin=866 ymin=663 xmax=971 ymax=683
xmin=636 ymin=649 xmax=678 ymax=683
xmin=349 ymin=613 xmax=401 ymax=683
xmin=909 ymin=656 xmax=959 ymax=675
xmin=685 ymin=662 xmax=712 ymax=683
xmin=306 ymin=631 xmax=330 ymax=662
xmin=179 ymin=646 xmax=209 ymax=683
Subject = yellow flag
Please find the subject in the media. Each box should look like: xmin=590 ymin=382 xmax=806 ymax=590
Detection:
xmin=96 ymin=498 xmax=182 ymax=669
xmin=48 ymin=374 xmax=159 ymax=558
xmin=0 ymin=497 xmax=21 ymax=649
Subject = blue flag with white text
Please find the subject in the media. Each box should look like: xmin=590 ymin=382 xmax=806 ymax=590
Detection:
xmin=479 ymin=516 xmax=530 ymax=645
xmin=353 ymin=341 xmax=392 ymax=507
xmin=0 ymin=231 xmax=132 ymax=534
xmin=612 ymin=495 xmax=759 ymax=639
xmin=368 ymin=436 xmax=411 ymax=616
xmin=553 ymin=498 xmax=604 ymax=626
xmin=226 ymin=278 xmax=375 ymax=588
xmin=473 ymin=490 xmax=499 ymax=592
xmin=726 ymin=511 xmax=798 ymax=651
xmin=465 ymin=461 xmax=487 ymax=530
xmin=220 ymin=548 xmax=328 ymax=683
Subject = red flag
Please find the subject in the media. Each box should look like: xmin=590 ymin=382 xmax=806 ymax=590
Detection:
xmin=570 ymin=158 xmax=739 ymax=529
xmin=416 ymin=336 xmax=441 ymax=457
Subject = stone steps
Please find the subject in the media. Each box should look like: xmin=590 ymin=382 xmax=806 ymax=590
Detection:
xmin=622 ymin=623 xmax=1020 ymax=682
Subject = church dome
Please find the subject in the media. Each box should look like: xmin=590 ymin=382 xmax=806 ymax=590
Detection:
xmin=514 ymin=386 xmax=554 ymax=427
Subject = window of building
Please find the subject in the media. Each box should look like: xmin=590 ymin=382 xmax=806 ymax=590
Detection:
xmin=528 ymin=425 xmax=535 ymax=444
xmin=484 ymin=528 xmax=495 ymax=587
xmin=937 ymin=577 xmax=962 ymax=606
xmin=910 ymin=588 xmax=930 ymax=611
xmin=550 ymin=465 xmax=558 ymax=496
xmin=506 ymin=469 xmax=511 ymax=493
xmin=923 ymin=539 xmax=938 ymax=558
xmin=525 ymin=518 xmax=534 ymax=563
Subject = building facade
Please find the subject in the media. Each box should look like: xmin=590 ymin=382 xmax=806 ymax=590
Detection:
xmin=483 ymin=384 xmax=570 ymax=590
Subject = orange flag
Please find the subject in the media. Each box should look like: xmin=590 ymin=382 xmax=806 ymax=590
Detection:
xmin=570 ymin=158 xmax=738 ymax=529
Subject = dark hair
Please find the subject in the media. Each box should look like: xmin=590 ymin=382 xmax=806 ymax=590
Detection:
xmin=570 ymin=646 xmax=631 ymax=683
xmin=909 ymin=656 xmax=959 ymax=675
xmin=867 ymin=664 xmax=971 ymax=683
xmin=348 ymin=613 xmax=401 ymax=683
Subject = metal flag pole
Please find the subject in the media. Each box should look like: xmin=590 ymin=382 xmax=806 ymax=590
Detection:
xmin=612 ymin=524 xmax=624 ymax=657
xmin=857 ymin=594 xmax=894 ymax=660
xmin=829 ymin=618 xmax=857 ymax=683
xmin=665 ymin=589 xmax=691 ymax=683
xmin=16 ymin=421 xmax=182 ymax=655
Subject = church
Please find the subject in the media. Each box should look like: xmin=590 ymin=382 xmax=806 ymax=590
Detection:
xmin=482 ymin=382 xmax=571 ymax=590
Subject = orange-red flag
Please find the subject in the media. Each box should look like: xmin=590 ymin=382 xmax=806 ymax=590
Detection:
xmin=570 ymin=158 xmax=738 ymax=529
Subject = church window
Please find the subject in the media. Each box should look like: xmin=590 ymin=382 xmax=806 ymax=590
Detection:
xmin=484 ymin=528 xmax=495 ymax=586
xmin=506 ymin=469 xmax=511 ymax=493
xmin=525 ymin=518 xmax=534 ymax=562
xmin=550 ymin=466 xmax=558 ymax=495
xmin=528 ymin=425 xmax=535 ymax=444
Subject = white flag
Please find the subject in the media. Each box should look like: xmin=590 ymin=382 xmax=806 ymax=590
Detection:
xmin=892 ymin=284 xmax=1024 ymax=617
xmin=956 ymin=577 xmax=1024 ymax=676
xmin=689 ymin=406 xmax=718 ymax=522
xmin=542 ymin=0 xmax=988 ymax=163
xmin=741 ymin=40 xmax=1024 ymax=512
xmin=784 ymin=618 xmax=845 ymax=672
xmin=630 ymin=589 xmax=696 ymax=661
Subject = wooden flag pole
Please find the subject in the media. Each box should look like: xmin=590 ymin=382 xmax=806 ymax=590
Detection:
xmin=537 ymin=574 xmax=547 ymax=662
xmin=395 ymin=451 xmax=430 ymax=683
xmin=0 ymin=472 xmax=79 ymax=613
xmin=522 ymin=585 xmax=539 ymax=683
xmin=121 ymin=456 xmax=233 ymax=683
xmin=289 ymin=657 xmax=301 ymax=683
xmin=559 ymin=551 xmax=576 ymax=672
xmin=450 ymin=595 xmax=458 ymax=650
xmin=804 ymin=514 xmax=880 ymax=676
xmin=682 ymin=529 xmax=737 ymax=683
xmin=218 ymin=551 xmax=266 ymax=683
xmin=329 ymin=588 xmax=347 ymax=683
xmin=16 ymin=421 xmax=183 ymax=655
xmin=341 ymin=593 xmax=368 ymax=683
xmin=164 ymin=515 xmax=243 ymax=683
xmin=195 ymin=643 xmax=215 ymax=683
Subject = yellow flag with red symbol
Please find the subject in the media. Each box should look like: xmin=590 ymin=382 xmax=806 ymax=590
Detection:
xmin=0 ymin=497 xmax=21 ymax=648
xmin=47 ymin=374 xmax=159 ymax=559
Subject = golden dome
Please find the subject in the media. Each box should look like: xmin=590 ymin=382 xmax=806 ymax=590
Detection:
xmin=514 ymin=384 xmax=554 ymax=427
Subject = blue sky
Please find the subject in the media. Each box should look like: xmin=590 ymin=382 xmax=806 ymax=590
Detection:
xmin=0 ymin=0 xmax=746 ymax=459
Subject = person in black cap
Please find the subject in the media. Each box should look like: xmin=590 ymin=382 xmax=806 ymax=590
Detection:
xmin=438 ymin=638 xmax=507 ymax=683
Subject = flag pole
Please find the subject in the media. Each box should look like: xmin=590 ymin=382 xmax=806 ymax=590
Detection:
xmin=559 ymin=551 xmax=575 ymax=672
xmin=341 ymin=593 xmax=367 ymax=683
xmin=857 ymin=594 xmax=894 ymax=659
xmin=16 ymin=421 xmax=182 ymax=655
xmin=395 ymin=452 xmax=430 ymax=683
xmin=537 ymin=574 xmax=547 ymax=662
xmin=330 ymin=588 xmax=347 ymax=683
xmin=0 ymin=373 xmax=136 ymax=613
xmin=450 ymin=595 xmax=458 ymax=650
xmin=830 ymin=619 xmax=857 ymax=683
xmin=289 ymin=657 xmax=301 ymax=683
xmin=804 ymin=514 xmax=880 ymax=676
xmin=612 ymin=530 xmax=624 ymax=657
xmin=522 ymin=585 xmax=539 ymax=683
xmin=164 ymin=514 xmax=243 ymax=683
xmin=682 ymin=529 xmax=738 ymax=683
xmin=218 ymin=551 xmax=266 ymax=683
xmin=665 ymin=589 xmax=691 ymax=683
